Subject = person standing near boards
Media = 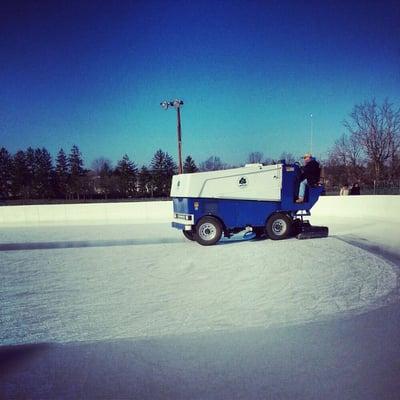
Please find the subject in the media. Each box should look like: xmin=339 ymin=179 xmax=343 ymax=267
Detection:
xmin=350 ymin=183 xmax=361 ymax=195
xmin=340 ymin=184 xmax=350 ymax=196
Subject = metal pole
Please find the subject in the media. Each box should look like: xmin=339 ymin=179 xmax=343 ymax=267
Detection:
xmin=310 ymin=114 xmax=313 ymax=154
xmin=177 ymin=106 xmax=183 ymax=174
xmin=161 ymin=99 xmax=184 ymax=174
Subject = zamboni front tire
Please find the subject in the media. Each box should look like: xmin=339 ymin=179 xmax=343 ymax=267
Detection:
xmin=182 ymin=229 xmax=195 ymax=241
xmin=195 ymin=216 xmax=222 ymax=246
xmin=266 ymin=213 xmax=292 ymax=240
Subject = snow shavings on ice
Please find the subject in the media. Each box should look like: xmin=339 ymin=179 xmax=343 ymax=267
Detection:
xmin=0 ymin=224 xmax=398 ymax=345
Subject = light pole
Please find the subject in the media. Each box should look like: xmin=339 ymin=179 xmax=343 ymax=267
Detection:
xmin=161 ymin=99 xmax=184 ymax=174
xmin=310 ymin=113 xmax=314 ymax=154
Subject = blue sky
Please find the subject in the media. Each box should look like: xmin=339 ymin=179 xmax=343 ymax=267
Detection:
xmin=1 ymin=0 xmax=399 ymax=168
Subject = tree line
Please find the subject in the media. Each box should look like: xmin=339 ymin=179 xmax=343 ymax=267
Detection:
xmin=245 ymin=100 xmax=400 ymax=193
xmin=1 ymin=99 xmax=399 ymax=201
xmin=0 ymin=146 xmax=201 ymax=200
xmin=323 ymin=99 xmax=400 ymax=192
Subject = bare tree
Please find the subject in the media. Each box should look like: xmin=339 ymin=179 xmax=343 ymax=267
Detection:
xmin=247 ymin=152 xmax=263 ymax=164
xmin=199 ymin=156 xmax=227 ymax=171
xmin=263 ymin=157 xmax=274 ymax=165
xmin=138 ymin=166 xmax=154 ymax=197
xmin=389 ymin=149 xmax=400 ymax=185
xmin=329 ymin=134 xmax=360 ymax=167
xmin=327 ymin=133 xmax=365 ymax=184
xmin=279 ymin=152 xmax=296 ymax=164
xmin=344 ymin=99 xmax=400 ymax=181
xmin=91 ymin=157 xmax=113 ymax=176
xmin=91 ymin=157 xmax=114 ymax=199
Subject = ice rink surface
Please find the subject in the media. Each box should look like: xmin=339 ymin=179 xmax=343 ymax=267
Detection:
xmin=1 ymin=216 xmax=400 ymax=399
xmin=0 ymin=222 xmax=399 ymax=346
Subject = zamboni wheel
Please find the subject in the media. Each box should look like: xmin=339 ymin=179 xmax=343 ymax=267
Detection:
xmin=182 ymin=229 xmax=195 ymax=241
xmin=195 ymin=216 xmax=222 ymax=246
xmin=266 ymin=213 xmax=292 ymax=240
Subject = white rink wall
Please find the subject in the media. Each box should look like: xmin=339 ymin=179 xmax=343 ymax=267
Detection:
xmin=0 ymin=196 xmax=398 ymax=226
xmin=311 ymin=195 xmax=400 ymax=222
xmin=0 ymin=201 xmax=173 ymax=226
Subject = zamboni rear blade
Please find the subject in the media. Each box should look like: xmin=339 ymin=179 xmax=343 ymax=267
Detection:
xmin=296 ymin=223 xmax=329 ymax=240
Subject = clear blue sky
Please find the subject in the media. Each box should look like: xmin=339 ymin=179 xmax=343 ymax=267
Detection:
xmin=1 ymin=0 xmax=399 ymax=168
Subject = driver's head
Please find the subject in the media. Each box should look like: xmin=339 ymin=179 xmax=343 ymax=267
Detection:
xmin=303 ymin=153 xmax=312 ymax=163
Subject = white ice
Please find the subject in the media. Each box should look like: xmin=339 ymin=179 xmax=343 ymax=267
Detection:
xmin=0 ymin=217 xmax=399 ymax=346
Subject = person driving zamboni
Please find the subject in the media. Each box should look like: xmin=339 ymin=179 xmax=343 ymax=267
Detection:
xmin=296 ymin=153 xmax=321 ymax=203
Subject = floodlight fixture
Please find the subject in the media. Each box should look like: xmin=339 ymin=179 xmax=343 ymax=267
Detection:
xmin=160 ymin=100 xmax=170 ymax=110
xmin=173 ymin=99 xmax=184 ymax=108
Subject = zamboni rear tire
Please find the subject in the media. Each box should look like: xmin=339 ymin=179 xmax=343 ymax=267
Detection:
xmin=266 ymin=213 xmax=292 ymax=240
xmin=195 ymin=216 xmax=222 ymax=246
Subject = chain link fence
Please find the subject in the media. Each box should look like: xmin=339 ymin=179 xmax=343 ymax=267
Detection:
xmin=325 ymin=182 xmax=400 ymax=196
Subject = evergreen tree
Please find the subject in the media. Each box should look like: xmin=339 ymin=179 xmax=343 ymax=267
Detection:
xmin=183 ymin=155 xmax=198 ymax=173
xmin=68 ymin=145 xmax=84 ymax=199
xmin=150 ymin=149 xmax=177 ymax=196
xmin=99 ymin=160 xmax=114 ymax=199
xmin=163 ymin=152 xmax=177 ymax=194
xmin=69 ymin=145 xmax=84 ymax=176
xmin=115 ymin=154 xmax=138 ymax=197
xmin=165 ymin=153 xmax=177 ymax=173
xmin=11 ymin=150 xmax=28 ymax=198
xmin=25 ymin=147 xmax=36 ymax=198
xmin=34 ymin=148 xmax=54 ymax=198
xmin=55 ymin=148 xmax=69 ymax=199
xmin=0 ymin=147 xmax=12 ymax=199
xmin=150 ymin=149 xmax=166 ymax=196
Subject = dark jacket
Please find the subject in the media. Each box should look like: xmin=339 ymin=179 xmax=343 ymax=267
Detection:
xmin=301 ymin=158 xmax=320 ymax=186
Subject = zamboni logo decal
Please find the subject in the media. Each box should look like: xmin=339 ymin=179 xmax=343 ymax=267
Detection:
xmin=238 ymin=177 xmax=248 ymax=187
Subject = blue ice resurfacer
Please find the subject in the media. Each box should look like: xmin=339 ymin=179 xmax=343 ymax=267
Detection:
xmin=170 ymin=162 xmax=328 ymax=245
